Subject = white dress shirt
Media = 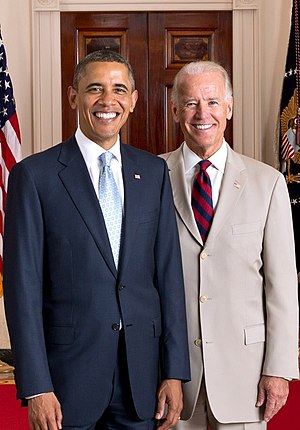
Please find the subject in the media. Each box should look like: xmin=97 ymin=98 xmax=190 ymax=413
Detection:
xmin=183 ymin=139 xmax=228 ymax=210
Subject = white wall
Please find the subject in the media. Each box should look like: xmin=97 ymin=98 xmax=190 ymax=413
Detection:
xmin=0 ymin=0 xmax=294 ymax=348
xmin=0 ymin=0 xmax=33 ymax=158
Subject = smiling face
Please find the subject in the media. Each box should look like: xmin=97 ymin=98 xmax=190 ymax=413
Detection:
xmin=172 ymin=70 xmax=233 ymax=159
xmin=68 ymin=61 xmax=138 ymax=149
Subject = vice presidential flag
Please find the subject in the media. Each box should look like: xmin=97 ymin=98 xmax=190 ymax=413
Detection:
xmin=279 ymin=0 xmax=300 ymax=307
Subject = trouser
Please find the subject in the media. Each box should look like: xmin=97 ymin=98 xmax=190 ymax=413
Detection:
xmin=63 ymin=332 xmax=157 ymax=430
xmin=175 ymin=382 xmax=266 ymax=430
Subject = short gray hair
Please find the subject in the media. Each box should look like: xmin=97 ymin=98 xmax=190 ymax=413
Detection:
xmin=72 ymin=50 xmax=136 ymax=92
xmin=171 ymin=61 xmax=232 ymax=105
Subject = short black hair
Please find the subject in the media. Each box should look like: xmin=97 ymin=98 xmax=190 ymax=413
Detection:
xmin=72 ymin=50 xmax=136 ymax=91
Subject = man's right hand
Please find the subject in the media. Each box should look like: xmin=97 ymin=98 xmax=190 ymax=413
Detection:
xmin=28 ymin=392 xmax=63 ymax=430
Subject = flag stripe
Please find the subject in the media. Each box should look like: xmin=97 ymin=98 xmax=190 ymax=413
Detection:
xmin=281 ymin=134 xmax=296 ymax=160
xmin=1 ymin=122 xmax=22 ymax=170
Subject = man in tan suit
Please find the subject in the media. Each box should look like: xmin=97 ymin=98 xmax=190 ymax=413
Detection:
xmin=160 ymin=61 xmax=299 ymax=429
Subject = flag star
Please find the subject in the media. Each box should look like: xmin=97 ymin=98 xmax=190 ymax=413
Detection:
xmin=294 ymin=68 xmax=297 ymax=75
xmin=291 ymin=198 xmax=298 ymax=205
xmin=0 ymin=53 xmax=3 ymax=61
xmin=3 ymin=94 xmax=9 ymax=103
xmin=4 ymin=68 xmax=9 ymax=77
xmin=288 ymin=68 xmax=293 ymax=76
xmin=4 ymin=80 xmax=10 ymax=90
xmin=0 ymin=39 xmax=3 ymax=48
xmin=2 ymin=108 xmax=8 ymax=117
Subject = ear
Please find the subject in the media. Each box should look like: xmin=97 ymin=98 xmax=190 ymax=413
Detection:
xmin=226 ymin=97 xmax=233 ymax=120
xmin=129 ymin=89 xmax=139 ymax=113
xmin=68 ymin=86 xmax=78 ymax=110
xmin=171 ymin=102 xmax=180 ymax=123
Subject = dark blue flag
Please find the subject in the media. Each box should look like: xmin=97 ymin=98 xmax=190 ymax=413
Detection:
xmin=279 ymin=0 xmax=300 ymax=307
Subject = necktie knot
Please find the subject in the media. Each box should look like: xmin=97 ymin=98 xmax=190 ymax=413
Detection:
xmin=100 ymin=151 xmax=114 ymax=168
xmin=199 ymin=160 xmax=211 ymax=172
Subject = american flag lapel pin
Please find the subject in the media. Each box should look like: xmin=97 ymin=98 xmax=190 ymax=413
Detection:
xmin=134 ymin=173 xmax=141 ymax=180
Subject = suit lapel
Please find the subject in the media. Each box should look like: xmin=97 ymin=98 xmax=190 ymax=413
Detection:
xmin=166 ymin=145 xmax=203 ymax=245
xmin=117 ymin=144 xmax=140 ymax=277
xmin=57 ymin=136 xmax=117 ymax=277
xmin=206 ymin=146 xmax=247 ymax=247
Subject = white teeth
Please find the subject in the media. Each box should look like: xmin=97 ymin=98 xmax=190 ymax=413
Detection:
xmin=95 ymin=112 xmax=117 ymax=119
xmin=195 ymin=124 xmax=212 ymax=130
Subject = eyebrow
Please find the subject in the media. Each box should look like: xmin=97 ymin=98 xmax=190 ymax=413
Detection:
xmin=86 ymin=82 xmax=129 ymax=91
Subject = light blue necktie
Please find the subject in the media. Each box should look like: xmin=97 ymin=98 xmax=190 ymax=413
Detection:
xmin=99 ymin=152 xmax=122 ymax=268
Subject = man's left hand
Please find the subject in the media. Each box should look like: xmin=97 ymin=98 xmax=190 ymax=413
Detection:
xmin=256 ymin=375 xmax=289 ymax=422
xmin=155 ymin=379 xmax=182 ymax=429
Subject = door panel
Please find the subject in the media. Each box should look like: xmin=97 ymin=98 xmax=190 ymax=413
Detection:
xmin=148 ymin=12 xmax=232 ymax=153
xmin=61 ymin=11 xmax=232 ymax=154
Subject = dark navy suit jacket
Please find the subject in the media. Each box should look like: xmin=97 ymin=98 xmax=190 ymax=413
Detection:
xmin=3 ymin=136 xmax=190 ymax=426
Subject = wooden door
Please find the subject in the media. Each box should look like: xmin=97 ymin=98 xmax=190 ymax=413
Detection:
xmin=61 ymin=11 xmax=232 ymax=154
xmin=61 ymin=12 xmax=148 ymax=150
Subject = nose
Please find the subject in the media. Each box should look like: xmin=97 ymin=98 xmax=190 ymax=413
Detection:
xmin=99 ymin=89 xmax=115 ymax=105
xmin=195 ymin=103 xmax=206 ymax=118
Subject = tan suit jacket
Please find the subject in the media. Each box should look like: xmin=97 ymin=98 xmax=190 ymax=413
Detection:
xmin=160 ymin=143 xmax=299 ymax=424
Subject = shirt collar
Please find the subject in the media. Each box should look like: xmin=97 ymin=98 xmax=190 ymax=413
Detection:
xmin=75 ymin=127 xmax=122 ymax=167
xmin=183 ymin=139 xmax=227 ymax=174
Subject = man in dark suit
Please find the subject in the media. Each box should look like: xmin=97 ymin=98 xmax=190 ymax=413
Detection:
xmin=3 ymin=50 xmax=190 ymax=430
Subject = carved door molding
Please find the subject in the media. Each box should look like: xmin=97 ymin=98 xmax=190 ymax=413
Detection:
xmin=32 ymin=0 xmax=262 ymax=160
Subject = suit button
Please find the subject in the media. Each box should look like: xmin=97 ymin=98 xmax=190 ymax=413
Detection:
xmin=118 ymin=284 xmax=125 ymax=291
xmin=200 ymin=252 xmax=208 ymax=259
xmin=199 ymin=295 xmax=208 ymax=303
xmin=194 ymin=339 xmax=202 ymax=347
xmin=112 ymin=323 xmax=120 ymax=331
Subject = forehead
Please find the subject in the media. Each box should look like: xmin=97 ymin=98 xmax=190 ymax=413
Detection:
xmin=79 ymin=61 xmax=132 ymax=87
xmin=178 ymin=71 xmax=226 ymax=98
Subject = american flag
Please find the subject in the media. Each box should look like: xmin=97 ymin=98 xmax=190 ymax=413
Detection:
xmin=0 ymin=31 xmax=22 ymax=296
xmin=281 ymin=130 xmax=296 ymax=161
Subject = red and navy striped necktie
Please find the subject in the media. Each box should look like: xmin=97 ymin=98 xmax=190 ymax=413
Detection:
xmin=192 ymin=160 xmax=214 ymax=242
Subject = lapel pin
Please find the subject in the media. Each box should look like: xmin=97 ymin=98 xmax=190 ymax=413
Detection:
xmin=134 ymin=173 xmax=141 ymax=180
xmin=233 ymin=180 xmax=240 ymax=189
